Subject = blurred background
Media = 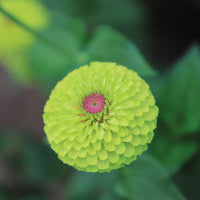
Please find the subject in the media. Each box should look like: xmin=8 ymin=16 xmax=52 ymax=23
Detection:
xmin=0 ymin=0 xmax=200 ymax=199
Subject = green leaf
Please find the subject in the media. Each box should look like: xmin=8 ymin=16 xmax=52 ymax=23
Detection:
xmin=29 ymin=17 xmax=88 ymax=91
xmin=97 ymin=192 xmax=122 ymax=200
xmin=115 ymin=154 xmax=186 ymax=200
xmin=158 ymin=45 xmax=200 ymax=136
xmin=66 ymin=171 xmax=117 ymax=200
xmin=150 ymin=133 xmax=199 ymax=174
xmin=145 ymin=75 xmax=166 ymax=99
xmin=21 ymin=139 xmax=66 ymax=185
xmin=43 ymin=0 xmax=149 ymax=50
xmin=87 ymin=26 xmax=156 ymax=77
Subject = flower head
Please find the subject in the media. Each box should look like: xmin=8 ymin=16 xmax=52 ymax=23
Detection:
xmin=43 ymin=62 xmax=159 ymax=172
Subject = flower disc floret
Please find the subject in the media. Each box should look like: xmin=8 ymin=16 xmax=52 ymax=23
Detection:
xmin=43 ymin=62 xmax=159 ymax=172
xmin=82 ymin=93 xmax=106 ymax=114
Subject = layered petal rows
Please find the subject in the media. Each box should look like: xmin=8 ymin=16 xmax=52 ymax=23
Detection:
xmin=43 ymin=62 xmax=159 ymax=172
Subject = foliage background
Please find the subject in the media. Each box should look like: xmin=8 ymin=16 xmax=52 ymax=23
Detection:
xmin=0 ymin=0 xmax=200 ymax=199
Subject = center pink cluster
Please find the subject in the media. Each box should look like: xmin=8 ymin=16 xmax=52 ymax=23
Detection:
xmin=82 ymin=93 xmax=106 ymax=114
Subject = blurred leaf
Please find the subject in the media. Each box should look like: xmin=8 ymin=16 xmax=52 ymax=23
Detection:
xmin=115 ymin=154 xmax=186 ymax=200
xmin=150 ymin=133 xmax=199 ymax=174
xmin=174 ymin=170 xmax=200 ymax=200
xmin=82 ymin=0 xmax=149 ymax=50
xmin=158 ymin=45 xmax=200 ymax=136
xmin=87 ymin=26 xmax=156 ymax=77
xmin=30 ymin=19 xmax=156 ymax=91
xmin=29 ymin=17 xmax=88 ymax=91
xmin=67 ymin=171 xmax=117 ymax=200
xmin=95 ymin=0 xmax=142 ymax=22
xmin=43 ymin=0 xmax=146 ymax=30
xmin=42 ymin=0 xmax=149 ymax=52
xmin=0 ymin=0 xmax=50 ymax=85
xmin=97 ymin=192 xmax=122 ymax=200
xmin=189 ymin=151 xmax=200 ymax=175
xmin=80 ymin=0 xmax=146 ymax=27
xmin=145 ymin=75 xmax=166 ymax=99
xmin=21 ymin=139 xmax=66 ymax=185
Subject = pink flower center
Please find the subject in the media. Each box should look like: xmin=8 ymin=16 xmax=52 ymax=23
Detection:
xmin=82 ymin=93 xmax=106 ymax=114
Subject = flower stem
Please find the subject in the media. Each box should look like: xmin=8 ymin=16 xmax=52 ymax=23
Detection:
xmin=0 ymin=5 xmax=67 ymax=55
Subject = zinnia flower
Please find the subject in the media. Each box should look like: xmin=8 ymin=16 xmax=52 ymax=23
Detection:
xmin=43 ymin=62 xmax=159 ymax=172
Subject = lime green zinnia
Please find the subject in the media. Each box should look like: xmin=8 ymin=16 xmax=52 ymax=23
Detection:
xmin=0 ymin=0 xmax=49 ymax=82
xmin=43 ymin=62 xmax=159 ymax=172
